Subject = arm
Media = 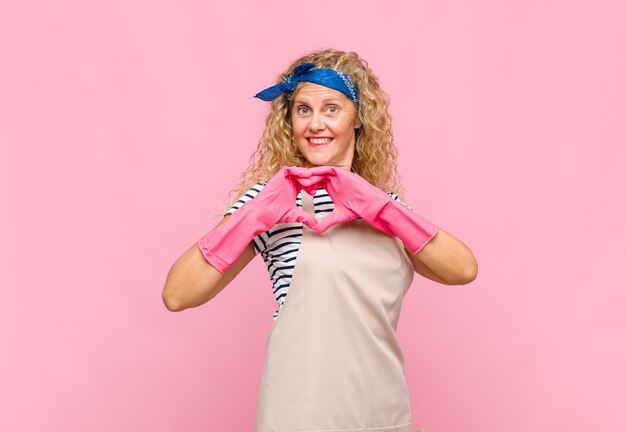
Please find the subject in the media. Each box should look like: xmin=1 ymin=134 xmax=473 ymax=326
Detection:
xmin=405 ymin=227 xmax=478 ymax=285
xmin=281 ymin=167 xmax=478 ymax=284
xmin=162 ymin=215 xmax=256 ymax=312
xmin=162 ymin=169 xmax=317 ymax=312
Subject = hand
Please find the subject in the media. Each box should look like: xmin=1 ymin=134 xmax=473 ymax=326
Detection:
xmin=285 ymin=166 xmax=438 ymax=253
xmin=286 ymin=165 xmax=383 ymax=212
xmin=283 ymin=166 xmax=327 ymax=196
xmin=285 ymin=166 xmax=363 ymax=233
xmin=197 ymin=166 xmax=319 ymax=273
xmin=263 ymin=167 xmax=320 ymax=230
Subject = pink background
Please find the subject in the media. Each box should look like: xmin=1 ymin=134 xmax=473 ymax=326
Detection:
xmin=2 ymin=1 xmax=625 ymax=431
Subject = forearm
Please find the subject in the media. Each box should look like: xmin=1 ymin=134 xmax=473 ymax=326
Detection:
xmin=162 ymin=215 xmax=256 ymax=311
xmin=406 ymin=227 xmax=478 ymax=285
xmin=162 ymin=244 xmax=225 ymax=311
xmin=162 ymin=241 xmax=256 ymax=311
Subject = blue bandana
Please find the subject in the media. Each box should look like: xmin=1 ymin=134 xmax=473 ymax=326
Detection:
xmin=254 ymin=62 xmax=359 ymax=105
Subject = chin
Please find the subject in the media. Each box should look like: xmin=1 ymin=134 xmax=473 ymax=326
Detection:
xmin=307 ymin=159 xmax=332 ymax=167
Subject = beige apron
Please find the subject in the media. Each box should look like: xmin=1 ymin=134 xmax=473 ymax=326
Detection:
xmin=256 ymin=191 xmax=418 ymax=432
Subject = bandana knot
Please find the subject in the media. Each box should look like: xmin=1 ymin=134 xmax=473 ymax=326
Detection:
xmin=254 ymin=62 xmax=359 ymax=105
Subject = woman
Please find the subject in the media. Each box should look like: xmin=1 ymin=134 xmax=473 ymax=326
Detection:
xmin=163 ymin=49 xmax=478 ymax=432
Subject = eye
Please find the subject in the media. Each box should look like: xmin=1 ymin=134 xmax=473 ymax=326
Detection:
xmin=327 ymin=105 xmax=339 ymax=114
xmin=296 ymin=106 xmax=310 ymax=115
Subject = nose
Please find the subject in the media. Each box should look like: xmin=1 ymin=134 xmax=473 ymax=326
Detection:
xmin=308 ymin=111 xmax=326 ymax=132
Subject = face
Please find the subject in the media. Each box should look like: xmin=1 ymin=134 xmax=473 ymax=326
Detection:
xmin=290 ymin=82 xmax=362 ymax=170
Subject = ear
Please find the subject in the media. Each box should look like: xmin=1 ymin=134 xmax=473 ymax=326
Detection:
xmin=353 ymin=114 xmax=362 ymax=130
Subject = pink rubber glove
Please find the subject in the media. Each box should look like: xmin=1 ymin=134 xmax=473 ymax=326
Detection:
xmin=284 ymin=166 xmax=360 ymax=228
xmin=197 ymin=167 xmax=320 ymax=273
xmin=287 ymin=166 xmax=439 ymax=254
xmin=283 ymin=166 xmax=323 ymax=196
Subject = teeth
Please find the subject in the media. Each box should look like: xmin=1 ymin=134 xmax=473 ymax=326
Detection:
xmin=309 ymin=138 xmax=332 ymax=144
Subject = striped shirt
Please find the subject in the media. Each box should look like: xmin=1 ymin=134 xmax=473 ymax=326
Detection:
xmin=225 ymin=183 xmax=414 ymax=320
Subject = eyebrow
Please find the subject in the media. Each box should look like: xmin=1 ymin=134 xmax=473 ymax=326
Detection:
xmin=292 ymin=97 xmax=344 ymax=105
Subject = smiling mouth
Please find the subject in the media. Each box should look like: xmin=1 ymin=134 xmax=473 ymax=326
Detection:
xmin=307 ymin=137 xmax=333 ymax=146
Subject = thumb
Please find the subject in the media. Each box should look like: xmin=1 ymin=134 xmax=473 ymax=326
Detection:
xmin=316 ymin=207 xmax=358 ymax=233
xmin=281 ymin=207 xmax=319 ymax=231
xmin=292 ymin=176 xmax=328 ymax=195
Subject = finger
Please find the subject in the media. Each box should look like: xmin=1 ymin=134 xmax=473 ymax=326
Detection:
xmin=281 ymin=208 xmax=319 ymax=230
xmin=283 ymin=166 xmax=312 ymax=179
xmin=287 ymin=166 xmax=340 ymax=188
xmin=305 ymin=166 xmax=338 ymax=177
xmin=293 ymin=175 xmax=327 ymax=190
xmin=301 ymin=184 xmax=321 ymax=196
xmin=291 ymin=175 xmax=320 ymax=186
xmin=316 ymin=208 xmax=358 ymax=233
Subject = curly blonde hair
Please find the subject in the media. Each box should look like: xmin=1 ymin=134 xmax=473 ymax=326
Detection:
xmin=221 ymin=48 xmax=404 ymax=215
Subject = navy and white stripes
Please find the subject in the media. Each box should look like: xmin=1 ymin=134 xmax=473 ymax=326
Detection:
xmin=225 ymin=182 xmax=413 ymax=320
